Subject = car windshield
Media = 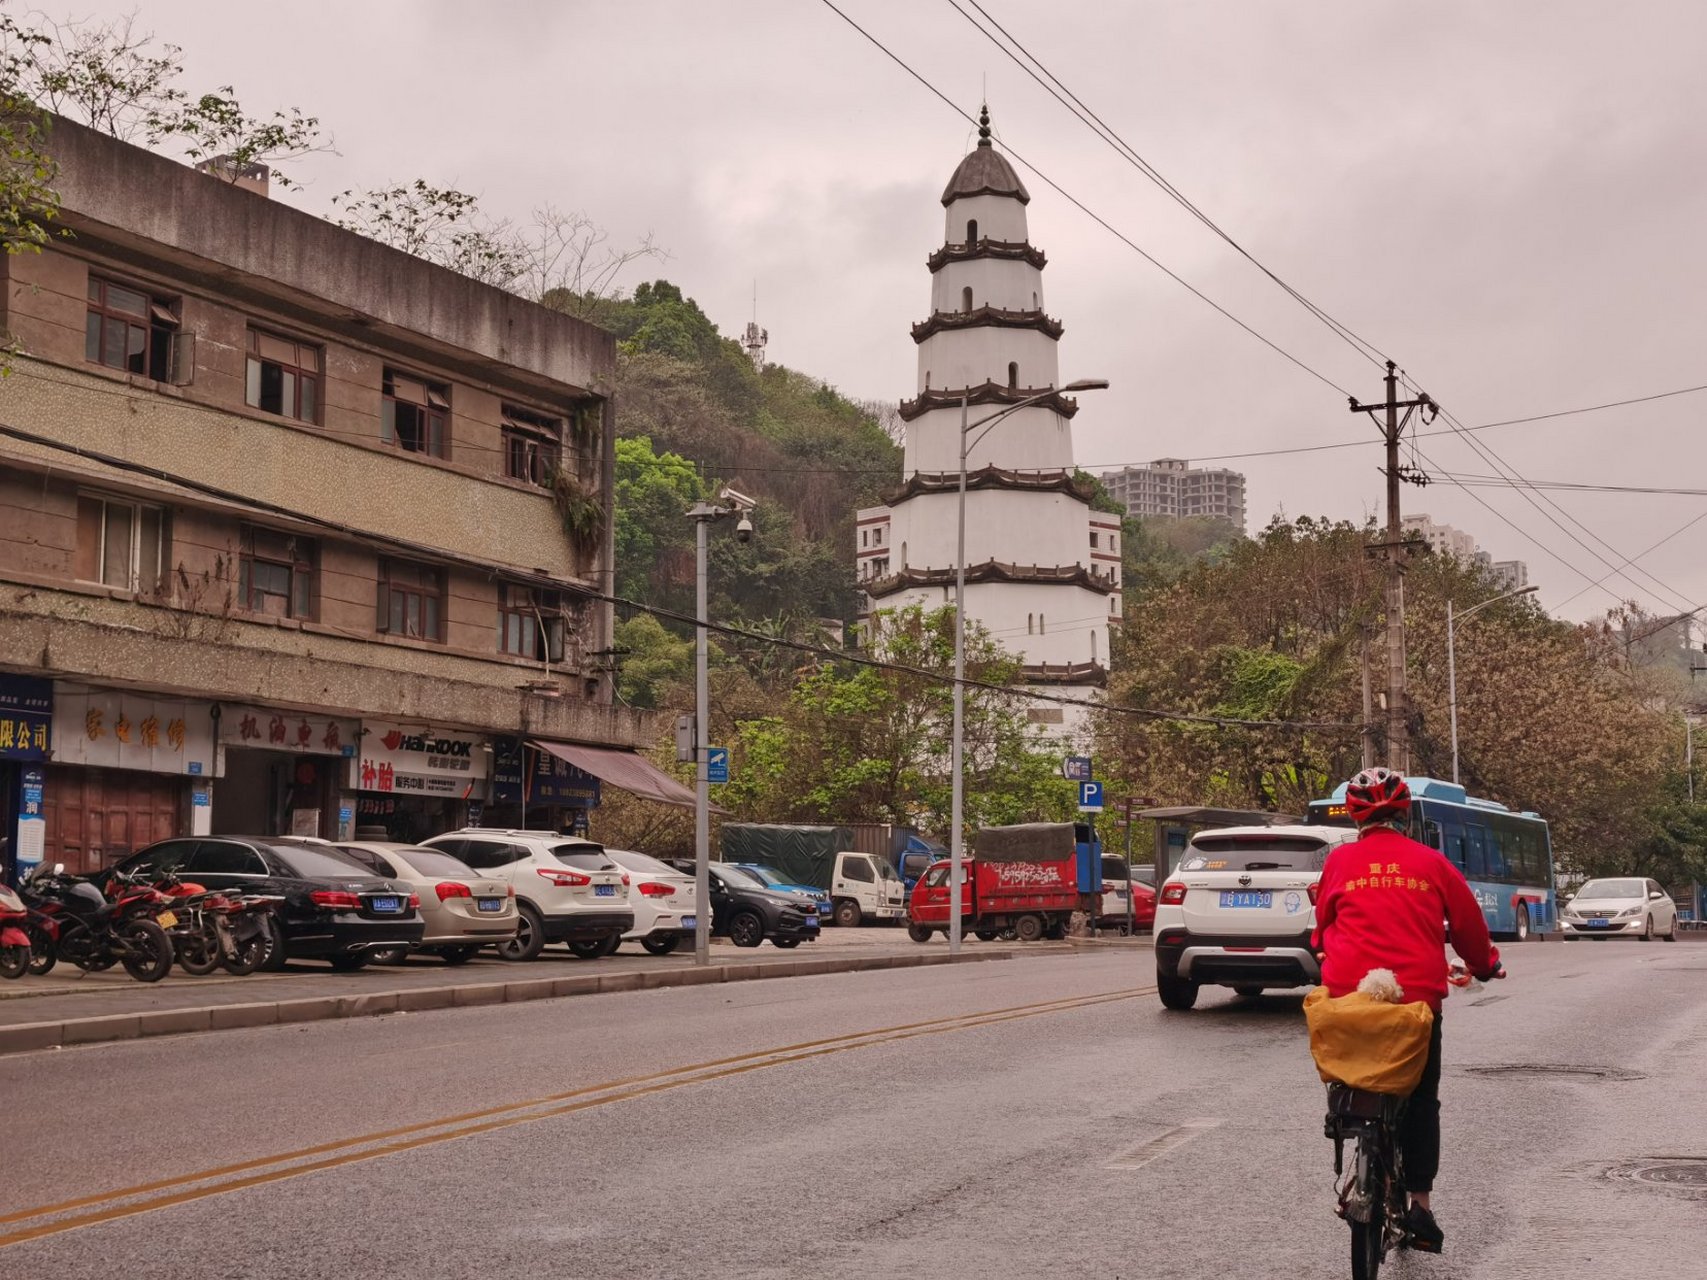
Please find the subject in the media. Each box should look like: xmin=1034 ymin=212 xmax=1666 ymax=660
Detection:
xmin=717 ymin=865 xmax=764 ymax=888
xmin=743 ymin=866 xmax=787 ymax=886
xmin=273 ymin=844 xmax=383 ymax=879
xmin=609 ymin=850 xmax=682 ymax=878
xmin=1183 ymin=835 xmax=1329 ymax=872
xmin=1576 ymin=878 xmax=1644 ymax=899
xmin=393 ymin=848 xmax=478 ymax=879
xmin=550 ymin=843 xmax=615 ymax=871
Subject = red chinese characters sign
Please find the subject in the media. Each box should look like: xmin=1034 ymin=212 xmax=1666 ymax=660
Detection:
xmin=219 ymin=707 xmax=358 ymax=758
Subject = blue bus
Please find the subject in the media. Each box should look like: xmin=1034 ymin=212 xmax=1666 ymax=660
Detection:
xmin=1303 ymin=777 xmax=1555 ymax=941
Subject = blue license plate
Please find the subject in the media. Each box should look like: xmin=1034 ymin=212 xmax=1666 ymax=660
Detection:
xmin=595 ymin=884 xmax=616 ymax=897
xmin=369 ymin=896 xmax=401 ymax=913
xmin=682 ymin=916 xmax=696 ymax=931
xmin=803 ymin=917 xmax=819 ymax=929
xmin=1587 ymin=919 xmax=1610 ymax=928
xmin=1219 ymin=891 xmax=1272 ymax=909
xmin=477 ymin=898 xmax=504 ymax=912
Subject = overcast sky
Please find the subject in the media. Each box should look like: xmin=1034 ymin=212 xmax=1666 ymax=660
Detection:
xmin=72 ymin=0 xmax=1707 ymax=624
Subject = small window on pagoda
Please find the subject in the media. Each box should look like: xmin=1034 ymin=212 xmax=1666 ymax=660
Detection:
xmin=961 ymin=286 xmax=973 ymax=313
xmin=1027 ymin=613 xmax=1034 ymax=635
xmin=1091 ymin=531 xmax=1099 ymax=549
xmin=966 ymin=219 xmax=978 ymax=245
xmin=1039 ymin=613 xmax=1046 ymax=634
xmin=1007 ymin=362 xmax=1019 ymax=390
xmin=1092 ymin=632 xmax=1098 ymax=663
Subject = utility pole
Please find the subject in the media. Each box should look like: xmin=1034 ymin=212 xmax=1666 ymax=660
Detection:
xmin=1359 ymin=623 xmax=1376 ymax=770
xmin=1350 ymin=360 xmax=1437 ymax=773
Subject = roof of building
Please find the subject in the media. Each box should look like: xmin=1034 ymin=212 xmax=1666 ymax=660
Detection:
xmin=940 ymin=106 xmax=1031 ymax=206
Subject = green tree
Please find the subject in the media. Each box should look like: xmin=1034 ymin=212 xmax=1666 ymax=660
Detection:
xmin=613 ymin=435 xmax=702 ymax=611
xmin=611 ymin=613 xmax=693 ymax=710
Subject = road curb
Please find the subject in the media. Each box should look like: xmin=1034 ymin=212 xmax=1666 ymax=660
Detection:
xmin=0 ymin=949 xmax=1013 ymax=1057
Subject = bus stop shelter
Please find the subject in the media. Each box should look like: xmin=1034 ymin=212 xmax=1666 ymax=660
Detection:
xmin=1136 ymin=805 xmax=1300 ymax=886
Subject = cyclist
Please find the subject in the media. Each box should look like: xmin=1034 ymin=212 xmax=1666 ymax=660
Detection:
xmin=1312 ymin=766 xmax=1504 ymax=1253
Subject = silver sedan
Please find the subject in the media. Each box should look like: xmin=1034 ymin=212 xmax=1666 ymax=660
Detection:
xmin=1559 ymin=877 xmax=1679 ymax=942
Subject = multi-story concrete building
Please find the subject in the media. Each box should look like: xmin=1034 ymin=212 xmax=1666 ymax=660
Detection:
xmin=1488 ymin=559 xmax=1530 ymax=593
xmin=1402 ymin=513 xmax=1477 ymax=561
xmin=1099 ymin=458 xmax=1246 ymax=530
xmin=0 ymin=119 xmax=673 ymax=875
xmin=856 ymin=109 xmax=1115 ymax=736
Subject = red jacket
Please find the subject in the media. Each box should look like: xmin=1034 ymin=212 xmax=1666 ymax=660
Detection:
xmin=1311 ymin=825 xmax=1498 ymax=1010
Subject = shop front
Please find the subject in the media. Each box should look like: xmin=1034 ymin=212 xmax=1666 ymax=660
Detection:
xmin=485 ymin=736 xmax=601 ymax=835
xmin=215 ymin=707 xmax=359 ymax=839
xmin=46 ymin=686 xmax=219 ymax=874
xmin=350 ymin=719 xmax=490 ymax=844
xmin=0 ymin=675 xmax=52 ymax=883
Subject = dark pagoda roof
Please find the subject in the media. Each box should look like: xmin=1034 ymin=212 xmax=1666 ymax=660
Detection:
xmin=941 ymin=105 xmax=1030 ymax=206
xmin=863 ymin=559 xmax=1114 ymax=600
xmin=897 ymin=380 xmax=1081 ymax=423
xmin=927 ymin=238 xmax=1047 ymax=273
xmin=1022 ymin=661 xmax=1108 ymax=688
xmin=912 ymin=305 xmax=1063 ymax=344
xmin=882 ymin=464 xmax=1095 ymax=507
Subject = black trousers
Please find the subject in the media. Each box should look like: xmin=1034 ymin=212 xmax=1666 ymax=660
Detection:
xmin=1401 ymin=1009 xmax=1444 ymax=1194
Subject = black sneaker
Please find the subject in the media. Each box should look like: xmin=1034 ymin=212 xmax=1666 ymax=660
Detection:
xmin=1405 ymin=1204 xmax=1445 ymax=1253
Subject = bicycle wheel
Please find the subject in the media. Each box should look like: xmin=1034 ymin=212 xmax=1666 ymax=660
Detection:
xmin=1350 ymin=1148 xmax=1386 ymax=1280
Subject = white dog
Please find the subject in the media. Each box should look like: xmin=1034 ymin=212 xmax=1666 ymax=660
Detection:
xmin=1356 ymin=968 xmax=1405 ymax=1003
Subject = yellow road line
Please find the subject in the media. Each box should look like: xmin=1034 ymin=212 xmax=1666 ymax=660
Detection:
xmin=0 ymin=985 xmax=1151 ymax=1249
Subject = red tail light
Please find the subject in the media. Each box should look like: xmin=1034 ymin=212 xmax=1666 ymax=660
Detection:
xmin=621 ymin=873 xmax=631 ymax=887
xmin=637 ymin=881 xmax=676 ymax=898
xmin=506 ymin=885 xmax=515 ymax=898
xmin=537 ymin=867 xmax=590 ymax=887
xmin=1160 ymin=883 xmax=1187 ymax=905
xmin=435 ymin=882 xmax=473 ymax=902
xmin=310 ymin=890 xmax=361 ymax=910
xmin=1307 ymin=882 xmax=1321 ymax=905
xmin=407 ymin=893 xmax=420 ymax=911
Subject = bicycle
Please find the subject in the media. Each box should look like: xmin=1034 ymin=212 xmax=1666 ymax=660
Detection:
xmin=1325 ymin=1082 xmax=1410 ymax=1279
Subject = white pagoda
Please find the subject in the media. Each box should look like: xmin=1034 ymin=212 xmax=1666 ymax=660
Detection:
xmin=856 ymin=108 xmax=1119 ymax=735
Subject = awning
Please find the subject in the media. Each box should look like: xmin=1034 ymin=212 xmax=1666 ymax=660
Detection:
xmin=531 ymin=741 xmax=707 ymax=811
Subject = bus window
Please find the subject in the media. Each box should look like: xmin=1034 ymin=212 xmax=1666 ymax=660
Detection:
xmin=1422 ymin=820 xmax=1443 ymax=851
xmin=1486 ymin=828 xmax=1509 ymax=880
xmin=1465 ymin=828 xmax=1488 ymax=878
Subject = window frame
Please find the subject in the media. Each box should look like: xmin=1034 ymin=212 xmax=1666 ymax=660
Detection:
xmin=238 ymin=524 xmax=317 ymax=621
xmin=245 ymin=327 xmax=322 ymax=423
xmin=497 ymin=582 xmax=566 ymax=662
xmin=76 ymin=492 xmax=168 ymax=593
xmin=381 ymin=368 xmax=450 ymax=459
xmin=85 ymin=274 xmax=178 ymax=381
xmin=501 ymin=404 xmax=562 ymax=487
xmin=377 ymin=558 xmax=446 ymax=643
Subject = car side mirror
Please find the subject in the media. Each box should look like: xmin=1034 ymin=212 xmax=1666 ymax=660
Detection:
xmin=1650 ymin=890 xmax=1665 ymax=900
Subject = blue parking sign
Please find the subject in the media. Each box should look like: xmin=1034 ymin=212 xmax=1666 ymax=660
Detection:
xmin=706 ymin=747 xmax=730 ymax=784
xmin=1078 ymin=780 xmax=1105 ymax=812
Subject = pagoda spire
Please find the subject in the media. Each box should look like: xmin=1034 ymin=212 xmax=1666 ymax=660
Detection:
xmin=977 ymin=103 xmax=992 ymax=148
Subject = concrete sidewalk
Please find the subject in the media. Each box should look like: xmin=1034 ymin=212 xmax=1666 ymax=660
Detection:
xmin=0 ymin=931 xmax=1044 ymax=1055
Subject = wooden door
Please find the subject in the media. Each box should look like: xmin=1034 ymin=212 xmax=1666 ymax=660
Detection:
xmin=44 ymin=766 xmax=185 ymax=874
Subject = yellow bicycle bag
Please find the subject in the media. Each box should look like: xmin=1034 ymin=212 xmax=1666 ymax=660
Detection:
xmin=1303 ymin=986 xmax=1435 ymax=1095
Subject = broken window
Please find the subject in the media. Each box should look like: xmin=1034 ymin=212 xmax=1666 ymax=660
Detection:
xmin=382 ymin=369 xmax=449 ymax=458
xmin=239 ymin=525 xmax=316 ymax=619
xmin=501 ymin=405 xmax=561 ymax=486
xmin=86 ymin=276 xmax=177 ymax=381
xmin=246 ymin=329 xmax=321 ymax=422
xmin=377 ymin=559 xmax=444 ymax=641
xmin=498 ymin=583 xmax=566 ymax=661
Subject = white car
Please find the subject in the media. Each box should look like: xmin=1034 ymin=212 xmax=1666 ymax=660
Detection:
xmin=1153 ymin=824 xmax=1360 ymax=1010
xmin=420 ymin=829 xmax=633 ymax=962
xmin=607 ymin=848 xmax=699 ymax=956
xmin=1559 ymin=877 xmax=1679 ymax=942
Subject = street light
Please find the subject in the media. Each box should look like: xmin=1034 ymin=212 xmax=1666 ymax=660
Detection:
xmin=948 ymin=378 xmax=1109 ymax=955
xmin=686 ymin=488 xmax=755 ymax=966
xmin=1447 ymin=583 xmax=1539 ymax=784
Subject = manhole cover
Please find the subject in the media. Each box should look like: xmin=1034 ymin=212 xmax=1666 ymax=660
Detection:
xmin=1630 ymin=1162 xmax=1707 ymax=1188
xmin=1461 ymin=1063 xmax=1644 ymax=1081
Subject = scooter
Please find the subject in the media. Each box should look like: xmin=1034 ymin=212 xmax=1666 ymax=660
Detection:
xmin=20 ymin=864 xmax=176 ymax=983
xmin=0 ymin=883 xmax=31 ymax=979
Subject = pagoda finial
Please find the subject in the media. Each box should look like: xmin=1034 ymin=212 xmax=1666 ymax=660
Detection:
xmin=977 ymin=103 xmax=992 ymax=148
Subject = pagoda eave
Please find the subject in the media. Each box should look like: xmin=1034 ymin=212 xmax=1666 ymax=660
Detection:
xmin=897 ymin=380 xmax=1080 ymax=423
xmin=911 ymin=306 xmax=1064 ymax=343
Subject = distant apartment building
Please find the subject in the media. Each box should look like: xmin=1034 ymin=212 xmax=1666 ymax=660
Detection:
xmin=0 ymin=118 xmax=676 ymax=876
xmin=1407 ymin=515 xmax=1530 ymax=591
xmin=1099 ymin=458 xmax=1246 ymax=530
xmin=1488 ymin=559 xmax=1529 ymax=592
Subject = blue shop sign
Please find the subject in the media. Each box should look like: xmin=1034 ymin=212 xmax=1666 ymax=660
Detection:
xmin=528 ymin=747 xmax=601 ymax=809
xmin=491 ymin=736 xmax=526 ymax=807
xmin=0 ymin=675 xmax=51 ymax=760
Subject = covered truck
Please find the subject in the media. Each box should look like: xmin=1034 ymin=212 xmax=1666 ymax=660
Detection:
xmin=907 ymin=822 xmax=1099 ymax=943
xmin=718 ymin=823 xmax=912 ymax=926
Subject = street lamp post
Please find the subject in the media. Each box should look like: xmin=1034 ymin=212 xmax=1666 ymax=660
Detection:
xmin=948 ymin=378 xmax=1109 ymax=955
xmin=1447 ymin=583 xmax=1539 ymax=784
xmin=686 ymin=493 xmax=754 ymax=966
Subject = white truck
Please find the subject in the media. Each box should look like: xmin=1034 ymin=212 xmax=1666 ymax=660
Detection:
xmin=719 ymin=824 xmax=912 ymax=926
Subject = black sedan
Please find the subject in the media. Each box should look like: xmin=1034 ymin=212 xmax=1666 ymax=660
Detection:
xmin=705 ymin=863 xmax=821 ymax=948
xmin=109 ymin=836 xmax=425 ymax=971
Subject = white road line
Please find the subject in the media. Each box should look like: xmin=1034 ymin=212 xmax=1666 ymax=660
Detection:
xmin=1104 ymin=1118 xmax=1223 ymax=1170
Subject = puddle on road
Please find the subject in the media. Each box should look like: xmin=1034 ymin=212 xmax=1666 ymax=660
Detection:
xmin=1459 ymin=1063 xmax=1645 ymax=1082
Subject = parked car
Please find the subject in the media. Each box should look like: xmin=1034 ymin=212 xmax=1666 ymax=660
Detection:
xmin=335 ymin=841 xmax=517 ymax=964
xmin=729 ymin=863 xmax=833 ymax=923
xmin=110 ymin=836 xmax=424 ymax=971
xmin=707 ymin=863 xmax=820 ymax=948
xmin=420 ymin=829 xmax=633 ymax=961
xmin=1152 ymin=824 xmax=1360 ymax=1010
xmin=606 ymin=848 xmax=698 ymax=955
xmin=1096 ymin=854 xmax=1156 ymax=934
xmin=1559 ymin=877 xmax=1680 ymax=942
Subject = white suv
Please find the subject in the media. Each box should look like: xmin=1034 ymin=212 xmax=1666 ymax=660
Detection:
xmin=607 ymin=848 xmax=699 ymax=956
xmin=1152 ymin=825 xmax=1360 ymax=1010
xmin=422 ymin=829 xmax=633 ymax=961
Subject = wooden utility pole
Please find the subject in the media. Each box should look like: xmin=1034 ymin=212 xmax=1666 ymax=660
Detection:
xmin=1359 ymin=622 xmax=1376 ymax=770
xmin=1350 ymin=361 xmax=1436 ymax=772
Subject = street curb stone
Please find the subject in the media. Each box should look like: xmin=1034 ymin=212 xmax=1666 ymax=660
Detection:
xmin=0 ymin=949 xmax=1012 ymax=1057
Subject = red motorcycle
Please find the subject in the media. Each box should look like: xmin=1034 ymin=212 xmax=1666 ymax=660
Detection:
xmin=21 ymin=864 xmax=176 ymax=983
xmin=0 ymin=883 xmax=31 ymax=979
xmin=156 ymin=878 xmax=280 ymax=976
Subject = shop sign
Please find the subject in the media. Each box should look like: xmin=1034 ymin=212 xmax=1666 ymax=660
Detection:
xmin=220 ymin=706 xmax=358 ymax=757
xmin=491 ymin=736 xmax=526 ymax=806
xmin=0 ymin=675 xmax=51 ymax=761
xmin=353 ymin=719 xmax=490 ymax=796
xmin=528 ymin=747 xmax=601 ymax=809
xmin=51 ymin=688 xmax=218 ymax=776
xmin=15 ymin=765 xmax=45 ymax=870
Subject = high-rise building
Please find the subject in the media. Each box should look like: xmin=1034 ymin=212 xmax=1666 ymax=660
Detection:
xmin=1402 ymin=513 xmax=1477 ymax=561
xmin=1099 ymin=458 xmax=1246 ymax=530
xmin=855 ymin=108 xmax=1115 ymax=735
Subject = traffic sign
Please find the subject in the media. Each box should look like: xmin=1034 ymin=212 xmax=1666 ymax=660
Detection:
xmin=706 ymin=746 xmax=729 ymax=784
xmin=1078 ymin=780 xmax=1105 ymax=812
xmin=1061 ymin=755 xmax=1092 ymax=782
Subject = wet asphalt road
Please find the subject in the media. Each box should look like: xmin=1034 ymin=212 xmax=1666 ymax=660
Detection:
xmin=2 ymin=935 xmax=1704 ymax=1278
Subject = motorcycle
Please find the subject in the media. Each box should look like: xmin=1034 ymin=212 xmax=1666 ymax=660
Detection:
xmin=0 ymin=883 xmax=31 ymax=979
xmin=21 ymin=864 xmax=176 ymax=983
xmin=158 ymin=879 xmax=280 ymax=976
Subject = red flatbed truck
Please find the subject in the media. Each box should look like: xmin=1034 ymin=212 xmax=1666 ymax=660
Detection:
xmin=906 ymin=822 xmax=1085 ymax=943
